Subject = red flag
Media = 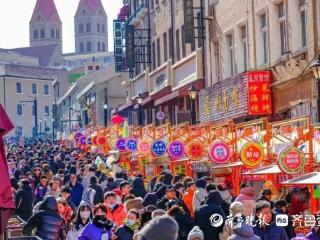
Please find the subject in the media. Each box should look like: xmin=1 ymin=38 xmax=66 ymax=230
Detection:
xmin=0 ymin=104 xmax=15 ymax=234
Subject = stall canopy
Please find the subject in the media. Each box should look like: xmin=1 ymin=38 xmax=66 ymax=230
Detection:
xmin=212 ymin=161 xmax=243 ymax=169
xmin=243 ymin=165 xmax=281 ymax=175
xmin=281 ymin=172 xmax=320 ymax=185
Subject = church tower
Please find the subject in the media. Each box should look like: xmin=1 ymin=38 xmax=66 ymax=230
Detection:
xmin=29 ymin=0 xmax=62 ymax=50
xmin=74 ymin=0 xmax=108 ymax=54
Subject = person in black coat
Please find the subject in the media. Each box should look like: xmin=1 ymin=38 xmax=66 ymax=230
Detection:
xmin=89 ymin=176 xmax=104 ymax=205
xmin=157 ymin=187 xmax=183 ymax=210
xmin=15 ymin=179 xmax=33 ymax=221
xmin=195 ymin=191 xmax=226 ymax=240
xmin=131 ymin=177 xmax=147 ymax=198
xmin=167 ymin=206 xmax=194 ymax=240
xmin=273 ymin=200 xmax=295 ymax=239
xmin=23 ymin=196 xmax=67 ymax=240
xmin=115 ymin=209 xmax=140 ymax=240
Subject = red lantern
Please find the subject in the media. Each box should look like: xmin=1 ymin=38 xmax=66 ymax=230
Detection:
xmin=97 ymin=136 xmax=107 ymax=145
xmin=112 ymin=114 xmax=124 ymax=125
xmin=92 ymin=136 xmax=98 ymax=145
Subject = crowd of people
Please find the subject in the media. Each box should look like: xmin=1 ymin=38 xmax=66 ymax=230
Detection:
xmin=6 ymin=142 xmax=320 ymax=240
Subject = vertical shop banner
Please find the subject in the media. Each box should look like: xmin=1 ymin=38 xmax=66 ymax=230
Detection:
xmin=125 ymin=25 xmax=135 ymax=68
xmin=183 ymin=0 xmax=195 ymax=43
xmin=247 ymin=71 xmax=272 ymax=115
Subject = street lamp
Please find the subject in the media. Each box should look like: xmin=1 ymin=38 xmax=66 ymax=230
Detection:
xmin=310 ymin=56 xmax=320 ymax=122
xmin=103 ymin=103 xmax=108 ymax=127
xmin=188 ymin=84 xmax=198 ymax=125
xmin=136 ymin=93 xmax=143 ymax=125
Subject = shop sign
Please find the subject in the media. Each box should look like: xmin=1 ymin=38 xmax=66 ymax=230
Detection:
xmin=138 ymin=139 xmax=151 ymax=155
xmin=240 ymin=141 xmax=264 ymax=167
xmin=173 ymin=165 xmax=187 ymax=175
xmin=156 ymin=110 xmax=166 ymax=121
xmin=126 ymin=138 xmax=138 ymax=152
xmin=278 ymin=147 xmax=306 ymax=175
xmin=125 ymin=25 xmax=135 ymax=68
xmin=209 ymin=142 xmax=231 ymax=164
xmin=116 ymin=138 xmax=126 ymax=151
xmin=152 ymin=140 xmax=167 ymax=157
xmin=247 ymin=71 xmax=272 ymax=115
xmin=186 ymin=140 xmax=205 ymax=161
xmin=190 ymin=162 xmax=210 ymax=172
xmin=168 ymin=140 xmax=185 ymax=159
xmin=183 ymin=0 xmax=195 ymax=44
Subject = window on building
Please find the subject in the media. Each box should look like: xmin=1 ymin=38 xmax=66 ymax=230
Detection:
xmin=79 ymin=23 xmax=84 ymax=33
xmin=45 ymin=106 xmax=50 ymax=116
xmin=102 ymin=24 xmax=105 ymax=33
xmin=40 ymin=29 xmax=45 ymax=38
xmin=51 ymin=29 xmax=55 ymax=38
xmin=44 ymin=84 xmax=50 ymax=95
xmin=197 ymin=12 xmax=203 ymax=48
xmin=169 ymin=28 xmax=173 ymax=60
xmin=86 ymin=22 xmax=91 ymax=32
xmin=102 ymin=42 xmax=106 ymax=52
xmin=33 ymin=30 xmax=38 ymax=39
xmin=17 ymin=104 xmax=23 ymax=116
xmin=261 ymin=13 xmax=269 ymax=64
xmin=16 ymin=82 xmax=22 ymax=93
xmin=87 ymin=42 xmax=91 ymax=52
xmin=163 ymin=32 xmax=168 ymax=62
xmin=56 ymin=30 xmax=60 ymax=39
xmin=241 ymin=25 xmax=248 ymax=71
xmin=157 ymin=38 xmax=161 ymax=67
xmin=182 ymin=25 xmax=186 ymax=58
xmin=151 ymin=0 xmax=154 ymax=9
xmin=214 ymin=41 xmax=222 ymax=81
xmin=152 ymin=41 xmax=156 ymax=70
xmin=226 ymin=34 xmax=235 ymax=76
xmin=32 ymin=105 xmax=35 ymax=116
xmin=80 ymin=42 xmax=84 ymax=52
xmin=97 ymin=23 xmax=100 ymax=32
xmin=278 ymin=2 xmax=288 ymax=54
xmin=299 ymin=0 xmax=307 ymax=47
xmin=32 ymin=83 xmax=37 ymax=95
xmin=176 ymin=29 xmax=180 ymax=61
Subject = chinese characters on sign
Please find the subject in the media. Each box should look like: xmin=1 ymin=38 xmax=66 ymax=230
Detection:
xmin=186 ymin=140 xmax=205 ymax=161
xmin=125 ymin=25 xmax=135 ymax=68
xmin=277 ymin=146 xmax=306 ymax=175
xmin=247 ymin=71 xmax=272 ymax=115
xmin=240 ymin=141 xmax=264 ymax=167
xmin=168 ymin=141 xmax=185 ymax=160
xmin=138 ymin=139 xmax=151 ymax=155
xmin=209 ymin=142 xmax=231 ymax=164
xmin=116 ymin=138 xmax=126 ymax=151
xmin=152 ymin=140 xmax=167 ymax=157
xmin=183 ymin=0 xmax=195 ymax=44
xmin=126 ymin=138 xmax=138 ymax=152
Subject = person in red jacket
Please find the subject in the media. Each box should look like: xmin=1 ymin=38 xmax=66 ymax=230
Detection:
xmin=104 ymin=191 xmax=126 ymax=228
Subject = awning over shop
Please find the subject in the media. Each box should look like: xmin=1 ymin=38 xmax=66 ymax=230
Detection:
xmin=141 ymin=86 xmax=171 ymax=106
xmin=212 ymin=161 xmax=243 ymax=169
xmin=281 ymin=172 xmax=320 ymax=185
xmin=117 ymin=99 xmax=136 ymax=112
xmin=243 ymin=165 xmax=281 ymax=175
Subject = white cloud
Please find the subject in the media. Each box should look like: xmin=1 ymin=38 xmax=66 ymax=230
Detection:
xmin=0 ymin=0 xmax=123 ymax=53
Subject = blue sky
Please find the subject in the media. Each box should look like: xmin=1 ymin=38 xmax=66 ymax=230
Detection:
xmin=0 ymin=0 xmax=123 ymax=53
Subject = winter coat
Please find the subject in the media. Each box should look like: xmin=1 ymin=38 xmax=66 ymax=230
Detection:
xmin=15 ymin=184 xmax=33 ymax=221
xmin=205 ymin=191 xmax=230 ymax=217
xmin=115 ymin=225 xmax=135 ymax=240
xmin=172 ymin=212 xmax=194 ymax=240
xmin=82 ymin=172 xmax=95 ymax=189
xmin=105 ymin=203 xmax=127 ymax=227
xmin=66 ymin=222 xmax=87 ymax=240
xmin=219 ymin=190 xmax=232 ymax=203
xmin=105 ymin=181 xmax=118 ymax=192
xmin=143 ymin=193 xmax=158 ymax=207
xmin=193 ymin=188 xmax=207 ymax=211
xmin=163 ymin=173 xmax=173 ymax=186
xmin=306 ymin=227 xmax=320 ymax=240
xmin=253 ymin=222 xmax=289 ymax=240
xmin=183 ymin=189 xmax=196 ymax=218
xmin=273 ymin=208 xmax=295 ymax=239
xmin=235 ymin=187 xmax=256 ymax=217
xmin=131 ymin=177 xmax=147 ymax=198
xmin=78 ymin=222 xmax=112 ymax=240
xmin=195 ymin=192 xmax=226 ymax=240
xmin=256 ymin=196 xmax=274 ymax=209
xmin=69 ymin=182 xmax=84 ymax=207
xmin=23 ymin=196 xmax=67 ymax=240
xmin=227 ymin=223 xmax=260 ymax=240
xmin=90 ymin=183 xmax=104 ymax=205
xmin=34 ymin=184 xmax=48 ymax=204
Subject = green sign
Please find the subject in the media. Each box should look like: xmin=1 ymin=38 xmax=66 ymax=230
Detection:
xmin=68 ymin=73 xmax=85 ymax=84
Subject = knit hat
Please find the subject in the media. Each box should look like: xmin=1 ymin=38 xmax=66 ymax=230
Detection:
xmin=137 ymin=215 xmax=179 ymax=240
xmin=188 ymin=226 xmax=204 ymax=240
xmin=230 ymin=201 xmax=244 ymax=216
xmin=124 ymin=197 xmax=144 ymax=210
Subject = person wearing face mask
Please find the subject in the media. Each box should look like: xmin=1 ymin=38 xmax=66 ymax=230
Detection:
xmin=78 ymin=203 xmax=113 ymax=240
xmin=104 ymin=191 xmax=126 ymax=227
xmin=115 ymin=209 xmax=140 ymax=240
xmin=66 ymin=202 xmax=93 ymax=240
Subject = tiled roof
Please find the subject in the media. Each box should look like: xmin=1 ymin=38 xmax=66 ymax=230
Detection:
xmin=77 ymin=0 xmax=106 ymax=16
xmin=1 ymin=64 xmax=64 ymax=80
xmin=31 ymin=0 xmax=61 ymax=23
xmin=7 ymin=45 xmax=58 ymax=67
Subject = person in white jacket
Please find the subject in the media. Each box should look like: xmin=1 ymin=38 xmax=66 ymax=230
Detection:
xmin=193 ymin=178 xmax=207 ymax=211
xmin=82 ymin=166 xmax=96 ymax=190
